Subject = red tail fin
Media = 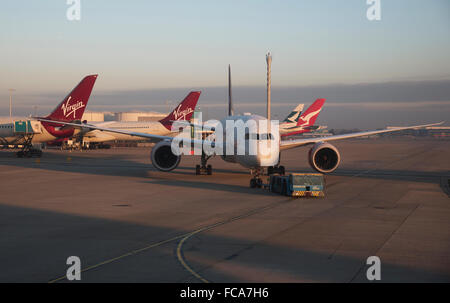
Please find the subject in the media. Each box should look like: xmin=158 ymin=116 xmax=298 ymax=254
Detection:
xmin=297 ymin=98 xmax=325 ymax=127
xmin=159 ymin=91 xmax=201 ymax=129
xmin=45 ymin=75 xmax=98 ymax=122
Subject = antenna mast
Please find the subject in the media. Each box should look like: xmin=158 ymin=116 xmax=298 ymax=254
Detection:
xmin=228 ymin=64 xmax=234 ymax=116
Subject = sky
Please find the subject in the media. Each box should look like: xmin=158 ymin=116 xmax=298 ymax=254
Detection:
xmin=0 ymin=0 xmax=449 ymax=128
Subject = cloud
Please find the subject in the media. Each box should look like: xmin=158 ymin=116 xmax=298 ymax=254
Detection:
xmin=1 ymin=80 xmax=448 ymax=128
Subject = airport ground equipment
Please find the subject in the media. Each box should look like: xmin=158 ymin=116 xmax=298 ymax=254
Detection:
xmin=14 ymin=120 xmax=43 ymax=158
xmin=269 ymin=173 xmax=325 ymax=197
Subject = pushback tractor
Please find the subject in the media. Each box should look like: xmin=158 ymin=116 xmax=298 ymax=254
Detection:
xmin=269 ymin=173 xmax=325 ymax=197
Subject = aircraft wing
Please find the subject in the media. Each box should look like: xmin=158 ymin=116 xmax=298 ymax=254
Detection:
xmin=38 ymin=118 xmax=171 ymax=141
xmin=36 ymin=118 xmax=218 ymax=147
xmin=280 ymin=121 xmax=444 ymax=151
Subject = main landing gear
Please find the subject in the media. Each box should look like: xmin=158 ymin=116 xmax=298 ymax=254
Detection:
xmin=195 ymin=152 xmax=213 ymax=175
xmin=16 ymin=135 xmax=42 ymax=158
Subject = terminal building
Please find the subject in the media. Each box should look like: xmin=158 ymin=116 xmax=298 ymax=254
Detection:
xmin=81 ymin=111 xmax=105 ymax=122
xmin=80 ymin=111 xmax=168 ymax=123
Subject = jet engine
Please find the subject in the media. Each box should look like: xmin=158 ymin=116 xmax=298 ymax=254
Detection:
xmin=151 ymin=141 xmax=181 ymax=171
xmin=308 ymin=142 xmax=340 ymax=173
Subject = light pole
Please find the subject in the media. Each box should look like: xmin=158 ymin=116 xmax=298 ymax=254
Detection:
xmin=8 ymin=88 xmax=16 ymax=117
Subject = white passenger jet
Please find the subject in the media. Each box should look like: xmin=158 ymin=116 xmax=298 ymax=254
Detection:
xmin=75 ymin=91 xmax=201 ymax=145
xmin=36 ymin=69 xmax=444 ymax=187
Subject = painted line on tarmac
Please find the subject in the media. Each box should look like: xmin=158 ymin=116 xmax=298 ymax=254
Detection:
xmin=177 ymin=231 xmax=210 ymax=283
xmin=175 ymin=201 xmax=287 ymax=283
xmin=49 ymin=144 xmax=436 ymax=283
xmin=47 ymin=233 xmax=188 ymax=283
xmin=48 ymin=201 xmax=283 ymax=283
xmin=177 ymin=145 xmax=437 ymax=283
xmin=175 ymin=167 xmax=391 ymax=283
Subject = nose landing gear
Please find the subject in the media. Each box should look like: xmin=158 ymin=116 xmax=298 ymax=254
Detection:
xmin=249 ymin=165 xmax=286 ymax=188
xmin=250 ymin=178 xmax=263 ymax=188
xmin=250 ymin=168 xmax=264 ymax=188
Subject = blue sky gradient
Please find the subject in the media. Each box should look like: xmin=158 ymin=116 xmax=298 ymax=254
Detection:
xmin=1 ymin=0 xmax=449 ymax=92
xmin=0 ymin=1 xmax=449 ymax=127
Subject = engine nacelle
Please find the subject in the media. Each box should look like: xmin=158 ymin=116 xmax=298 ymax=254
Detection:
xmin=151 ymin=141 xmax=181 ymax=172
xmin=308 ymin=142 xmax=340 ymax=173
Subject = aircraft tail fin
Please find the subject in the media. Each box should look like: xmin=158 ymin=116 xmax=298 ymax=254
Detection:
xmin=282 ymin=104 xmax=304 ymax=123
xmin=45 ymin=75 xmax=98 ymax=122
xmin=159 ymin=91 xmax=201 ymax=129
xmin=297 ymin=98 xmax=325 ymax=127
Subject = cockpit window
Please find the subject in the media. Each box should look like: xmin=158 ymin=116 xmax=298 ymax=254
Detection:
xmin=260 ymin=133 xmax=273 ymax=140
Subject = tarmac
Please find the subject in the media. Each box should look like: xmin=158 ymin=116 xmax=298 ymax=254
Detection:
xmin=0 ymin=137 xmax=449 ymax=282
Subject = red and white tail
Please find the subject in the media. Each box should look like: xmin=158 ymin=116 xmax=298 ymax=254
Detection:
xmin=159 ymin=91 xmax=201 ymax=129
xmin=45 ymin=75 xmax=98 ymax=122
xmin=297 ymin=98 xmax=325 ymax=127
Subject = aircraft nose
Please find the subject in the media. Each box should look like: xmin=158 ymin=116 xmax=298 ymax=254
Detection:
xmin=247 ymin=155 xmax=261 ymax=167
xmin=257 ymin=149 xmax=279 ymax=167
